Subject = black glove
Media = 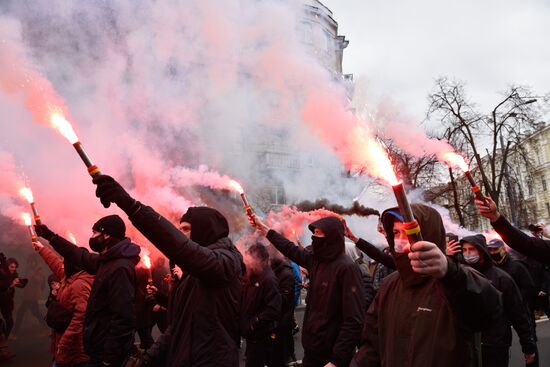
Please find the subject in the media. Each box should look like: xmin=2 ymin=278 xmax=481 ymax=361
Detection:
xmin=35 ymin=224 xmax=56 ymax=241
xmin=92 ymin=174 xmax=136 ymax=212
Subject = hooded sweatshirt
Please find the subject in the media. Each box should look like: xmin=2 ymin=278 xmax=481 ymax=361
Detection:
xmin=128 ymin=205 xmax=243 ymax=367
xmin=266 ymin=216 xmax=365 ymax=367
xmin=353 ymin=204 xmax=502 ymax=367
xmin=460 ymin=235 xmax=536 ymax=354
xmin=48 ymin=234 xmax=140 ymax=366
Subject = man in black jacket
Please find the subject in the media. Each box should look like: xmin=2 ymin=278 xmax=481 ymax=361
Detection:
xmin=252 ymin=215 xmax=365 ymax=367
xmin=92 ymin=175 xmax=244 ymax=367
xmin=0 ymin=258 xmax=25 ymax=338
xmin=35 ymin=215 xmax=140 ymax=367
xmin=270 ymin=256 xmax=295 ymax=366
xmin=241 ymin=243 xmax=282 ymax=367
xmin=461 ymin=235 xmax=537 ymax=366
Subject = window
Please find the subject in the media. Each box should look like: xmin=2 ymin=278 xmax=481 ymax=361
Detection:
xmin=527 ymin=179 xmax=534 ymax=196
xmin=302 ymin=22 xmax=313 ymax=44
xmin=270 ymin=185 xmax=286 ymax=205
xmin=547 ymin=203 xmax=550 ymax=217
xmin=542 ymin=176 xmax=547 ymax=192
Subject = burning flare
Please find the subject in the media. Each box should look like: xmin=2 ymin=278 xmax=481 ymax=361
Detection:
xmin=21 ymin=212 xmax=32 ymax=226
xmin=441 ymin=152 xmax=469 ymax=172
xmin=67 ymin=232 xmax=78 ymax=245
xmin=228 ymin=179 xmax=245 ymax=194
xmin=142 ymin=254 xmax=152 ymax=269
xmin=50 ymin=111 xmax=79 ymax=144
xmin=19 ymin=187 xmax=34 ymax=203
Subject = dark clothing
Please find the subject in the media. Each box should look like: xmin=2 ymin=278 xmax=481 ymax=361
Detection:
xmin=241 ymin=269 xmax=281 ymax=340
xmin=371 ymin=262 xmax=394 ymax=292
xmin=497 ymin=254 xmax=536 ymax=309
xmin=461 ymin=235 xmax=536 ymax=355
xmin=49 ymin=235 xmax=140 ymax=366
xmin=271 ymin=259 xmax=295 ymax=331
xmin=482 ymin=346 xmax=509 ymax=367
xmin=266 ymin=218 xmax=365 ymax=367
xmin=356 ymin=238 xmax=395 ymax=269
xmin=245 ymin=337 xmax=277 ymax=367
xmin=0 ymin=268 xmax=19 ymax=337
xmin=128 ymin=204 xmax=243 ymax=367
xmin=353 ymin=204 xmax=502 ymax=367
xmin=491 ymin=216 xmax=550 ymax=264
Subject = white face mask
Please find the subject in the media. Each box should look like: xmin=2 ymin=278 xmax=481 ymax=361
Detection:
xmin=394 ymin=238 xmax=410 ymax=253
xmin=464 ymin=254 xmax=480 ymax=265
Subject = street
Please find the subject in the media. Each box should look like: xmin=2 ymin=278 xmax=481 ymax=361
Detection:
xmin=3 ymin=308 xmax=549 ymax=366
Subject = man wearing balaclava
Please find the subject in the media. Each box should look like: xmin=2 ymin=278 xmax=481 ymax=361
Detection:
xmin=461 ymin=235 xmax=536 ymax=366
xmin=32 ymin=239 xmax=95 ymax=366
xmin=252 ymin=214 xmax=365 ymax=367
xmin=351 ymin=204 xmax=502 ymax=367
xmin=92 ymin=175 xmax=244 ymax=367
xmin=35 ymin=215 xmax=140 ymax=367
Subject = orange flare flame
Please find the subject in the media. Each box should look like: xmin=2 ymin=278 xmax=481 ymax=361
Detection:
xmin=19 ymin=187 xmax=34 ymax=203
xmin=442 ymin=152 xmax=469 ymax=172
xmin=228 ymin=179 xmax=244 ymax=194
xmin=21 ymin=213 xmax=32 ymax=226
xmin=142 ymin=254 xmax=152 ymax=269
xmin=51 ymin=112 xmax=79 ymax=144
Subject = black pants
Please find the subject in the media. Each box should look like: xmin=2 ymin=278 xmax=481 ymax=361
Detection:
xmin=482 ymin=346 xmax=510 ymax=367
xmin=536 ymin=294 xmax=550 ymax=317
xmin=13 ymin=300 xmax=44 ymax=334
xmin=136 ymin=326 xmax=154 ymax=349
xmin=0 ymin=303 xmax=14 ymax=337
xmin=245 ymin=337 xmax=282 ymax=367
xmin=302 ymin=350 xmax=331 ymax=367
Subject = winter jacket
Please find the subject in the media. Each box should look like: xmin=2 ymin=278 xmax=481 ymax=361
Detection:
xmin=460 ymin=235 xmax=536 ymax=353
xmin=497 ymin=253 xmax=536 ymax=307
xmin=355 ymin=238 xmax=395 ymax=269
xmin=266 ymin=216 xmax=365 ymax=367
xmin=49 ymin=235 xmax=140 ymax=366
xmin=353 ymin=204 xmax=502 ymax=367
xmin=492 ymin=216 xmax=550 ymax=264
xmin=128 ymin=204 xmax=243 ymax=367
xmin=271 ymin=258 xmax=296 ymax=330
xmin=345 ymin=241 xmax=376 ymax=311
xmin=38 ymin=245 xmax=94 ymax=366
xmin=0 ymin=268 xmax=17 ymax=309
xmin=290 ymin=262 xmax=302 ymax=305
xmin=240 ymin=268 xmax=282 ymax=340
xmin=135 ymin=266 xmax=154 ymax=329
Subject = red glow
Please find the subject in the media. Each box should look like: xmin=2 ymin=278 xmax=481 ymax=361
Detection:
xmin=50 ymin=111 xmax=79 ymax=144
xmin=19 ymin=187 xmax=34 ymax=203
xmin=142 ymin=254 xmax=152 ymax=269
xmin=228 ymin=179 xmax=244 ymax=194
xmin=67 ymin=231 xmax=77 ymax=244
xmin=441 ymin=152 xmax=469 ymax=172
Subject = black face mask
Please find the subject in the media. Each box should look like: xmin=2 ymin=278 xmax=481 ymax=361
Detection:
xmin=311 ymin=235 xmax=328 ymax=258
xmin=89 ymin=235 xmax=106 ymax=253
xmin=490 ymin=252 xmax=504 ymax=263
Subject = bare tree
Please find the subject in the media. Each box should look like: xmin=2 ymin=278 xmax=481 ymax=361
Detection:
xmin=428 ymin=77 xmax=545 ymax=225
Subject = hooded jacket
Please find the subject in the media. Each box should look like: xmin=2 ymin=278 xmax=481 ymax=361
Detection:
xmin=266 ymin=216 xmax=365 ymax=367
xmin=240 ymin=267 xmax=282 ymax=340
xmin=460 ymin=235 xmax=536 ymax=354
xmin=48 ymin=235 xmax=140 ymax=366
xmin=128 ymin=205 xmax=243 ymax=367
xmin=495 ymin=252 xmax=536 ymax=308
xmin=37 ymin=245 xmax=94 ymax=366
xmin=353 ymin=204 xmax=502 ymax=367
xmin=271 ymin=258 xmax=296 ymax=331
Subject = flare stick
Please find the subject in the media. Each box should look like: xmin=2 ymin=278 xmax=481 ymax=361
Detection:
xmin=391 ymin=182 xmax=423 ymax=244
xmin=73 ymin=141 xmax=101 ymax=177
xmin=240 ymin=193 xmax=256 ymax=225
xmin=29 ymin=202 xmax=41 ymax=226
xmin=464 ymin=171 xmax=489 ymax=206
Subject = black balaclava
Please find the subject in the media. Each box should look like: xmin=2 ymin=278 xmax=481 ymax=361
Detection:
xmin=179 ymin=207 xmax=229 ymax=246
xmin=308 ymin=216 xmax=345 ymax=262
xmin=90 ymin=215 xmax=126 ymax=252
xmin=381 ymin=204 xmax=446 ymax=287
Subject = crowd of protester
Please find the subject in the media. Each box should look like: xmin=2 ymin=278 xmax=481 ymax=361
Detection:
xmin=1 ymin=174 xmax=550 ymax=367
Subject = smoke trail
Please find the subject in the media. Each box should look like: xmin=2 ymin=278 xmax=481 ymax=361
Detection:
xmin=293 ymin=199 xmax=379 ymax=217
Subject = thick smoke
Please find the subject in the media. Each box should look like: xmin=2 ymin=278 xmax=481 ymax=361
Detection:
xmin=293 ymin=199 xmax=380 ymax=217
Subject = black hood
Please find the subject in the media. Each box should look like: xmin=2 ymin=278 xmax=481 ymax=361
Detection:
xmin=308 ymin=216 xmax=345 ymax=262
xmin=100 ymin=238 xmax=141 ymax=264
xmin=381 ymin=203 xmax=446 ymax=252
xmin=180 ymin=206 xmax=229 ymax=246
xmin=460 ymin=234 xmax=491 ymax=266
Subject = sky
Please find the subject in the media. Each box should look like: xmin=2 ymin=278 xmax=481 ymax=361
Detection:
xmin=322 ymin=0 xmax=550 ymax=123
